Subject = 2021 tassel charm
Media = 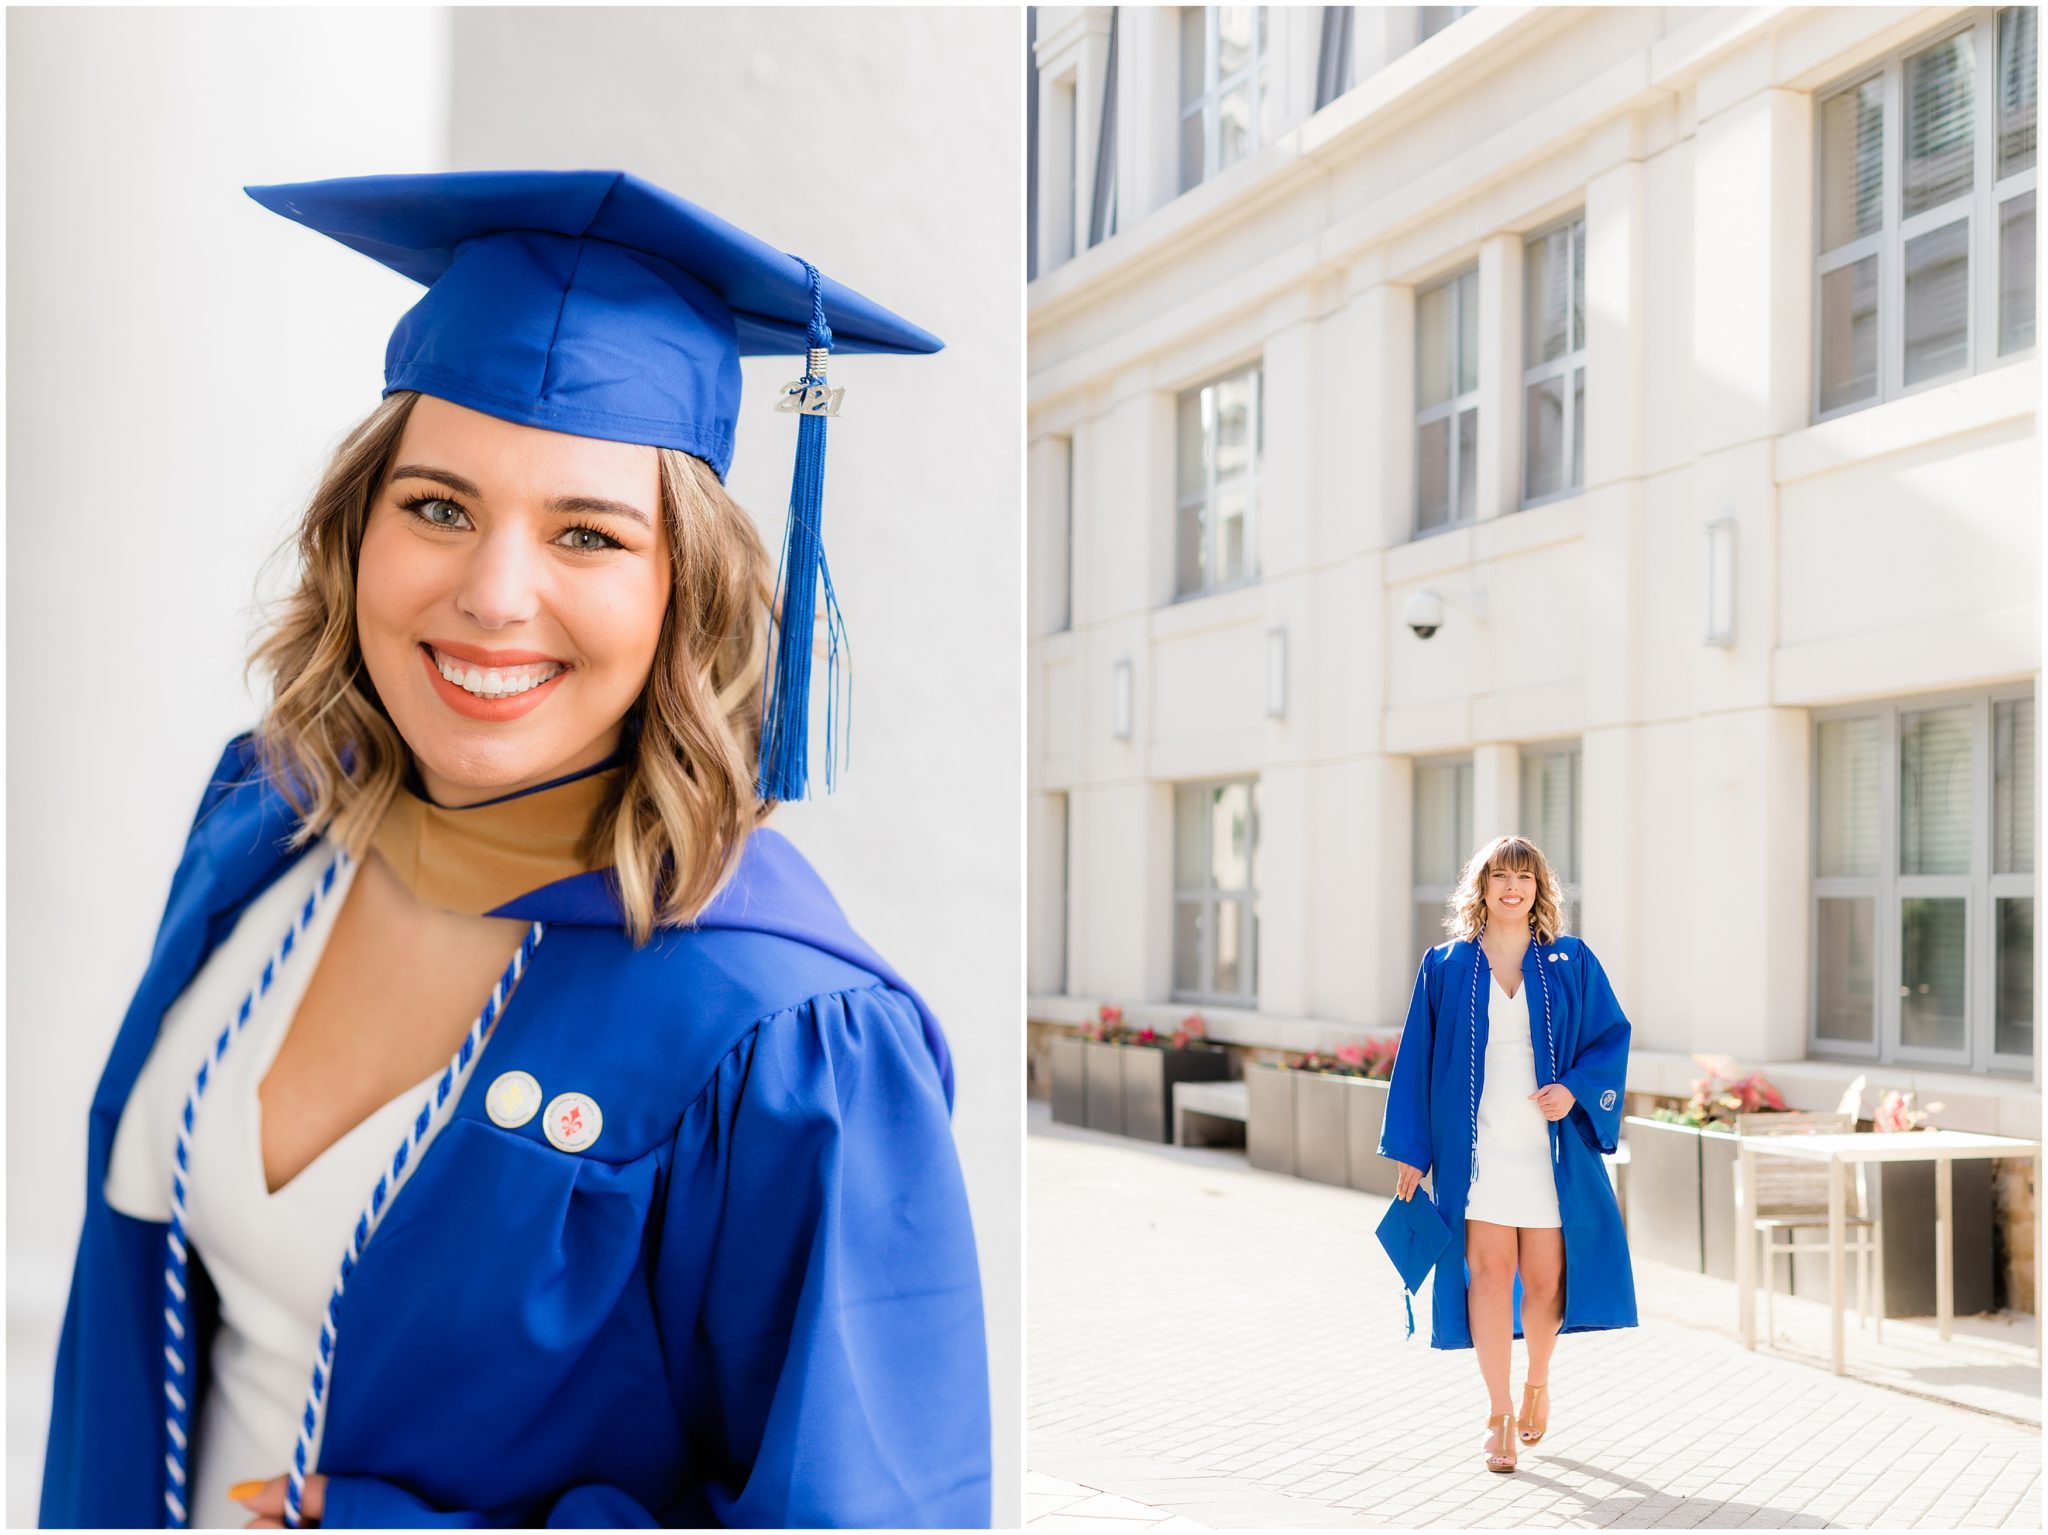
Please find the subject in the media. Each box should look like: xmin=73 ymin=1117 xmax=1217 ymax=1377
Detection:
xmin=758 ymin=259 xmax=851 ymax=802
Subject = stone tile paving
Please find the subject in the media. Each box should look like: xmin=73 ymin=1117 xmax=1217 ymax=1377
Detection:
xmin=1028 ymin=1098 xmax=2041 ymax=1529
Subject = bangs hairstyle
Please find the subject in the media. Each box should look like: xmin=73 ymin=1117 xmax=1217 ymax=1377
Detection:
xmin=246 ymin=390 xmax=776 ymax=946
xmin=1445 ymin=833 xmax=1567 ymax=944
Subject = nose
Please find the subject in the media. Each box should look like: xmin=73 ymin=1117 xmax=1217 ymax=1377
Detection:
xmin=453 ymin=525 xmax=543 ymax=631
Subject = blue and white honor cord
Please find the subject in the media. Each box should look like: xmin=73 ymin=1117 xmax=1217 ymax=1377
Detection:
xmin=161 ymin=848 xmax=547 ymax=1529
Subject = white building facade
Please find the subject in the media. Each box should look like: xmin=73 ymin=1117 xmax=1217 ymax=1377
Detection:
xmin=1027 ymin=4 xmax=2041 ymax=1134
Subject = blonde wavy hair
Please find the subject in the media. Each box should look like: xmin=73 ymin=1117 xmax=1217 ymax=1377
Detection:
xmin=246 ymin=390 xmax=776 ymax=946
xmin=1444 ymin=833 xmax=1567 ymax=945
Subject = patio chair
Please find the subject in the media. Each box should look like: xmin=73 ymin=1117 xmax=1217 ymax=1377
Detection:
xmin=1737 ymin=1110 xmax=1883 ymax=1345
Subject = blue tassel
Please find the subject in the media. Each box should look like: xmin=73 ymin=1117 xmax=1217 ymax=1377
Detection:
xmin=757 ymin=259 xmax=849 ymax=801
xmin=1404 ymin=1289 xmax=1416 ymax=1339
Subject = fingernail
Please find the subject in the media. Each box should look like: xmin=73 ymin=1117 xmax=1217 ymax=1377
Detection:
xmin=228 ymin=1480 xmax=266 ymax=1502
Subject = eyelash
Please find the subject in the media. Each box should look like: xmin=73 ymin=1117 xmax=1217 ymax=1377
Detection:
xmin=396 ymin=493 xmax=626 ymax=553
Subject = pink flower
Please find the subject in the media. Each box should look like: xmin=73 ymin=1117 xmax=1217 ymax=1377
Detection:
xmin=1137 ymin=1025 xmax=1157 ymax=1045
xmin=1172 ymin=1029 xmax=1190 ymax=1049
xmin=1336 ymin=1042 xmax=1366 ymax=1067
xmin=1183 ymin=1013 xmax=1207 ymax=1038
xmin=1099 ymin=1003 xmax=1123 ymax=1027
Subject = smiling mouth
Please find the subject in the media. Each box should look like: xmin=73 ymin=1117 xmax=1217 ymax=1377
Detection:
xmin=421 ymin=644 xmax=568 ymax=699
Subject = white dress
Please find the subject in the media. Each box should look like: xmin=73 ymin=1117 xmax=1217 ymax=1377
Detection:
xmin=1464 ymin=971 xmax=1562 ymax=1228
xmin=104 ymin=838 xmax=456 ymax=1529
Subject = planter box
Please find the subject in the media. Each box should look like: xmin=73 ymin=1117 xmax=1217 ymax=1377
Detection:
xmin=1117 ymin=1044 xmax=1233 ymax=1143
xmin=1345 ymin=1078 xmax=1399 ymax=1197
xmin=1246 ymin=1066 xmax=1398 ymax=1192
xmin=1246 ymin=1062 xmax=1296 ymax=1174
xmin=1293 ymin=1071 xmax=1351 ymax=1186
xmin=1624 ymin=1116 xmax=1710 ymax=1273
xmin=1083 ymin=1041 xmax=1124 ymax=1134
xmin=1052 ymin=1037 xmax=1232 ymax=1143
xmin=1049 ymin=1036 xmax=1088 ymax=1128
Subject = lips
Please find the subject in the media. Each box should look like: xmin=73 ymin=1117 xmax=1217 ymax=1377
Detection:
xmin=418 ymin=643 xmax=569 ymax=722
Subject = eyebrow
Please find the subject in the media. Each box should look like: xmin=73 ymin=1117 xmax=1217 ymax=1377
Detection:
xmin=389 ymin=464 xmax=653 ymax=530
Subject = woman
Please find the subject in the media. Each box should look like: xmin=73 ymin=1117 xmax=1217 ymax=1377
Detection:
xmin=1378 ymin=834 xmax=1636 ymax=1475
xmin=39 ymin=171 xmax=990 ymax=1529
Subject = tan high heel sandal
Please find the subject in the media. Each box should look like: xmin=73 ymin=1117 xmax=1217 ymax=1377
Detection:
xmin=1517 ymin=1381 xmax=1548 ymax=1444
xmin=1483 ymin=1410 xmax=1517 ymax=1472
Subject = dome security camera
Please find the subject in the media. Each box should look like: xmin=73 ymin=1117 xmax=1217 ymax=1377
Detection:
xmin=1404 ymin=590 xmax=1445 ymax=640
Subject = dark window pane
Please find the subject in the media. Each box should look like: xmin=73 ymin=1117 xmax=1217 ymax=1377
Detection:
xmin=1571 ymin=366 xmax=1585 ymax=491
xmin=1176 ymin=498 xmax=1206 ymax=595
xmin=1455 ymin=407 xmax=1478 ymax=522
xmin=1904 ymin=31 xmax=1976 ymax=217
xmin=1175 ymin=783 xmax=1205 ymax=884
xmin=1903 ymin=219 xmax=1971 ymax=384
xmin=2001 ymin=191 xmax=2036 ymax=355
xmin=1416 ymin=900 xmax=1448 ymax=959
xmin=1524 ymin=226 xmax=1572 ymax=365
xmin=1994 ymin=697 xmax=2036 ymax=874
xmin=1817 ymin=716 xmax=1883 ymax=877
xmin=1174 ymin=900 xmax=1203 ymax=992
xmin=1416 ymin=416 xmax=1450 ymax=531
xmin=1817 ymin=897 xmax=1877 ymax=1044
xmin=1214 ymin=896 xmax=1245 ymax=995
xmin=1179 ymin=107 xmax=1204 ymax=192
xmin=1820 ymin=76 xmax=1886 ymax=250
xmin=1179 ymin=7 xmax=1206 ymax=106
xmin=1900 ymin=897 xmax=1968 ymax=1052
xmin=1819 ymin=255 xmax=1880 ymax=412
xmin=1455 ymin=269 xmax=1480 ymax=395
xmin=1524 ymin=375 xmax=1566 ymax=500
xmin=1996 ymin=896 xmax=2034 ymax=1058
xmin=1900 ymin=705 xmax=1973 ymax=876
xmin=1418 ymin=280 xmax=1453 ymax=408
xmin=1571 ymin=217 xmax=1586 ymax=353
xmin=1210 ymin=781 xmax=1252 ymax=889
xmin=2000 ymin=5 xmax=2037 ymax=178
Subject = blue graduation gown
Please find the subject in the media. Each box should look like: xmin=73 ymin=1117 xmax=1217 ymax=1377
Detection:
xmin=39 ymin=732 xmax=991 ymax=1528
xmin=1376 ymin=935 xmax=1637 ymax=1351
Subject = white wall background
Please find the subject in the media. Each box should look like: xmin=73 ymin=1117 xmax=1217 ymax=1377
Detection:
xmin=6 ymin=6 xmax=1023 ymax=1526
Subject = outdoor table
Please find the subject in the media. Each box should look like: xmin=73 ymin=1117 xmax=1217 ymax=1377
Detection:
xmin=1733 ymin=1129 xmax=2043 ymax=1376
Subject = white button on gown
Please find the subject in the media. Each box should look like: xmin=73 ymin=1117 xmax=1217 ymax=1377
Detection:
xmin=1464 ymin=971 xmax=1562 ymax=1229
xmin=104 ymin=839 xmax=454 ymax=1529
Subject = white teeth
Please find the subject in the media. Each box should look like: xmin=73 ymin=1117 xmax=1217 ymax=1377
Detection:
xmin=431 ymin=649 xmax=564 ymax=699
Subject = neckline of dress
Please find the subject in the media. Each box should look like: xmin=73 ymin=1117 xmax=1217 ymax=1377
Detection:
xmin=1489 ymin=968 xmax=1525 ymax=1003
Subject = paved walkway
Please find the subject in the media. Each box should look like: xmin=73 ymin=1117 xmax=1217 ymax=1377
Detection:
xmin=1028 ymin=1099 xmax=2041 ymax=1529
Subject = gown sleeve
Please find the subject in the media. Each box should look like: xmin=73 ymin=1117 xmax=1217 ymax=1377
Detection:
xmin=1558 ymin=944 xmax=1630 ymax=1154
xmin=1376 ymin=948 xmax=1439 ymax=1175
xmin=321 ymin=981 xmax=991 ymax=1531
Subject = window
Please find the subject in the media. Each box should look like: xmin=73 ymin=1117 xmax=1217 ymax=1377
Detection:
xmin=1174 ymin=779 xmax=1260 ymax=1005
xmin=1175 ymin=363 xmax=1263 ymax=597
xmin=1414 ymin=758 xmax=1475 ymax=957
xmin=1519 ymin=744 xmax=1582 ymax=934
xmin=1179 ymin=7 xmax=1269 ymax=193
xmin=1416 ymin=265 xmax=1480 ymax=535
xmin=1814 ymin=7 xmax=2037 ymax=420
xmin=1419 ymin=6 xmax=1473 ymax=43
xmin=1522 ymin=215 xmax=1586 ymax=506
xmin=1812 ymin=688 xmax=2036 ymax=1074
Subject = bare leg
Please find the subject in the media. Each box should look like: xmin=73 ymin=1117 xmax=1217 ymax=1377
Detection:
xmin=1467 ymin=1218 xmax=1520 ymax=1465
xmin=1516 ymin=1226 xmax=1564 ymax=1440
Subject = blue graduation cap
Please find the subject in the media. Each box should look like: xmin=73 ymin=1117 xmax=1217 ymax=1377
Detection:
xmin=245 ymin=168 xmax=942 ymax=802
xmin=1375 ymin=1186 xmax=1453 ymax=1338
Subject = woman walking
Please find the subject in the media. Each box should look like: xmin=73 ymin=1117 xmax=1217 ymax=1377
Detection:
xmin=1379 ymin=834 xmax=1636 ymax=1473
